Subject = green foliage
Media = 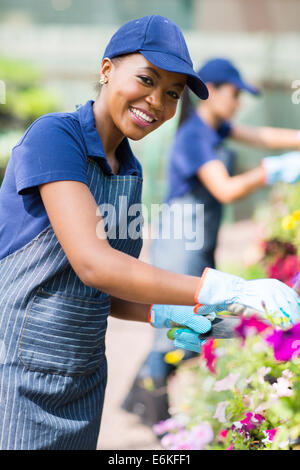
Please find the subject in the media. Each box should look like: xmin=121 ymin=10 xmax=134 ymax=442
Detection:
xmin=8 ymin=87 xmax=60 ymax=123
xmin=256 ymin=182 xmax=300 ymax=255
xmin=0 ymin=56 xmax=61 ymax=128
xmin=0 ymin=56 xmax=40 ymax=87
xmin=0 ymin=56 xmax=61 ymax=184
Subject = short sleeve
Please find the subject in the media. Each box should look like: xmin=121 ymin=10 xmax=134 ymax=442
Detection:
xmin=171 ymin=129 xmax=219 ymax=179
xmin=13 ymin=115 xmax=88 ymax=195
xmin=217 ymin=120 xmax=232 ymax=139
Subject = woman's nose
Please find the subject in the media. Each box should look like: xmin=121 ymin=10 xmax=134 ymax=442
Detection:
xmin=145 ymin=89 xmax=163 ymax=112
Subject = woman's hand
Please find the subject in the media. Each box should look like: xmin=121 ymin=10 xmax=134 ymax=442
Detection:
xmin=149 ymin=304 xmax=214 ymax=353
xmin=195 ymin=268 xmax=300 ymax=326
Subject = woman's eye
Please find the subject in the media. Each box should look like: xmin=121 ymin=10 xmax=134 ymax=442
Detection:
xmin=168 ymin=91 xmax=180 ymax=100
xmin=139 ymin=76 xmax=153 ymax=86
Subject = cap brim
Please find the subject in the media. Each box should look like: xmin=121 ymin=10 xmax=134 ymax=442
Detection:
xmin=232 ymin=77 xmax=260 ymax=96
xmin=140 ymin=50 xmax=209 ymax=100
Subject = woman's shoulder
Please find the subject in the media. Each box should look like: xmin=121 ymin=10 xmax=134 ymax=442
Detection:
xmin=174 ymin=112 xmax=207 ymax=145
xmin=13 ymin=109 xmax=83 ymax=152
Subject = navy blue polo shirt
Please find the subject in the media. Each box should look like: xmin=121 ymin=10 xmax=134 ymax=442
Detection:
xmin=165 ymin=110 xmax=231 ymax=202
xmin=0 ymin=100 xmax=142 ymax=261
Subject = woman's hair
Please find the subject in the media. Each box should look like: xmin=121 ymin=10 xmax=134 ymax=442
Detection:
xmin=177 ymin=81 xmax=226 ymax=129
xmin=177 ymin=87 xmax=194 ymax=128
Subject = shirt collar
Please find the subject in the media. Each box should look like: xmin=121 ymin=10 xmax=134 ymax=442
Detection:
xmin=76 ymin=100 xmax=141 ymax=176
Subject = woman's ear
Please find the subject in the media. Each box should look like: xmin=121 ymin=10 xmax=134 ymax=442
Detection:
xmin=205 ymin=82 xmax=217 ymax=94
xmin=99 ymin=58 xmax=113 ymax=84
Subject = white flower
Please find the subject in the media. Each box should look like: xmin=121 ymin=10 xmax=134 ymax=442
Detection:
xmin=213 ymin=401 xmax=228 ymax=424
xmin=257 ymin=366 xmax=271 ymax=384
xmin=213 ymin=373 xmax=240 ymax=392
xmin=278 ymin=440 xmax=289 ymax=449
xmin=232 ymin=421 xmax=243 ymax=430
xmin=272 ymin=377 xmax=293 ymax=397
xmin=282 ymin=369 xmax=293 ymax=379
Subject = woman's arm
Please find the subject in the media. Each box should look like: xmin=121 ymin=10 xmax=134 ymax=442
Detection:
xmin=230 ymin=124 xmax=300 ymax=150
xmin=38 ymin=181 xmax=199 ymax=312
xmin=110 ymin=297 xmax=150 ymax=322
xmin=197 ymin=159 xmax=265 ymax=204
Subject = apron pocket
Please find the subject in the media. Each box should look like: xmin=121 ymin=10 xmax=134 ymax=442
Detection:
xmin=18 ymin=287 xmax=110 ymax=376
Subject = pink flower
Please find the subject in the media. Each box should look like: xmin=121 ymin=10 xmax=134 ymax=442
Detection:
xmin=188 ymin=423 xmax=214 ymax=450
xmin=214 ymin=373 xmax=240 ymax=392
xmin=252 ymin=413 xmax=265 ymax=424
xmin=266 ymin=323 xmax=300 ymax=361
xmin=226 ymin=444 xmax=234 ymax=450
xmin=213 ymin=401 xmax=229 ymax=423
xmin=153 ymin=418 xmax=184 ymax=436
xmin=240 ymin=412 xmax=265 ymax=430
xmin=262 ymin=428 xmax=277 ymax=443
xmin=219 ymin=429 xmax=228 ymax=441
xmin=161 ymin=423 xmax=213 ymax=450
xmin=232 ymin=412 xmax=265 ymax=434
xmin=161 ymin=433 xmax=178 ymax=449
xmin=234 ymin=315 xmax=270 ymax=343
xmin=202 ymin=338 xmax=217 ymax=374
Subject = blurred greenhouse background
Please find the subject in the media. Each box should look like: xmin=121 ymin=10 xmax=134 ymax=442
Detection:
xmin=0 ymin=0 xmax=300 ymax=222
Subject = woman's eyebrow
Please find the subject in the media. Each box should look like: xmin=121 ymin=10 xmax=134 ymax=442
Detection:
xmin=138 ymin=67 xmax=186 ymax=88
xmin=139 ymin=66 xmax=161 ymax=78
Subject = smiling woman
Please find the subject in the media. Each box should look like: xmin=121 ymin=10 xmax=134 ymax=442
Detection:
xmin=0 ymin=14 xmax=299 ymax=451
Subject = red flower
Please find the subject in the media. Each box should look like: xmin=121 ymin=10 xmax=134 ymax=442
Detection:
xmin=218 ymin=429 xmax=228 ymax=442
xmin=267 ymin=256 xmax=300 ymax=285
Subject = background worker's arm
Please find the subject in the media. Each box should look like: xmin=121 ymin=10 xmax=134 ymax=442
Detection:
xmin=197 ymin=149 xmax=300 ymax=203
xmin=38 ymin=180 xmax=199 ymax=309
xmin=230 ymin=124 xmax=300 ymax=150
xmin=197 ymin=160 xmax=265 ymax=204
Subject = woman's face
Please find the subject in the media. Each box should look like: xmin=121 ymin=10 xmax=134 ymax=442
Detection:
xmin=100 ymin=53 xmax=187 ymax=140
xmin=206 ymin=83 xmax=241 ymax=121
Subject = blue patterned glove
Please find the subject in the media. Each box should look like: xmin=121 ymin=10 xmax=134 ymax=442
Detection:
xmin=172 ymin=328 xmax=206 ymax=354
xmin=194 ymin=268 xmax=300 ymax=326
xmin=149 ymin=304 xmax=214 ymax=353
xmin=262 ymin=151 xmax=300 ymax=185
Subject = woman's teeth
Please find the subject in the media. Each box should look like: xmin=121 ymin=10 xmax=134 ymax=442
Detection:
xmin=130 ymin=107 xmax=155 ymax=123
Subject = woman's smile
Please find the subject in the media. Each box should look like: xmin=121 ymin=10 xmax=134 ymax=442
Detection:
xmin=128 ymin=105 xmax=158 ymax=128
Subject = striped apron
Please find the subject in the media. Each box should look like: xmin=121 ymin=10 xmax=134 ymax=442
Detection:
xmin=0 ymin=157 xmax=143 ymax=449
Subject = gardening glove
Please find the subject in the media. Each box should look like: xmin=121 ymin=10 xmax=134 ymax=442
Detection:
xmin=194 ymin=268 xmax=300 ymax=326
xmin=262 ymin=151 xmax=300 ymax=185
xmin=149 ymin=304 xmax=215 ymax=353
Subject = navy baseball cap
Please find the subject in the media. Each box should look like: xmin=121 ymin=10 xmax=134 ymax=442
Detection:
xmin=102 ymin=15 xmax=209 ymax=100
xmin=198 ymin=58 xmax=260 ymax=95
